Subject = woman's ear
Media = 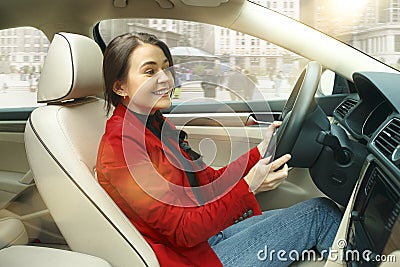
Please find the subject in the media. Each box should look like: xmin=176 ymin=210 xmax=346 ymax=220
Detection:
xmin=112 ymin=80 xmax=128 ymax=97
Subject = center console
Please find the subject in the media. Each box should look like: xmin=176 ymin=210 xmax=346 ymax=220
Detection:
xmin=346 ymin=157 xmax=400 ymax=266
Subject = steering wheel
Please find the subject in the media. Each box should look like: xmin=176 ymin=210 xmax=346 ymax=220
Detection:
xmin=273 ymin=61 xmax=322 ymax=159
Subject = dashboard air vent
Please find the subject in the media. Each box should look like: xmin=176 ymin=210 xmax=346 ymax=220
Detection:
xmin=335 ymin=98 xmax=358 ymax=118
xmin=374 ymin=118 xmax=400 ymax=164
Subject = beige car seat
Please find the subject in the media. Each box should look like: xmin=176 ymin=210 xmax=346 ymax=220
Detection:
xmin=24 ymin=32 xmax=159 ymax=267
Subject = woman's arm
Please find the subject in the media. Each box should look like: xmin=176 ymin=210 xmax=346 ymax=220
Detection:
xmin=97 ymin=125 xmax=261 ymax=248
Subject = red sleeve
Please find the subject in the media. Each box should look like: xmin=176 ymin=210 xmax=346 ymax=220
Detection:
xmin=97 ymin=123 xmax=261 ymax=249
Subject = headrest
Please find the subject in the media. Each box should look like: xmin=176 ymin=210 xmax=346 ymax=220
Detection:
xmin=37 ymin=32 xmax=104 ymax=103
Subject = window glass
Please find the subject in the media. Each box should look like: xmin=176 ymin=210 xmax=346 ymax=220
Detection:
xmin=99 ymin=19 xmax=309 ymax=104
xmin=0 ymin=27 xmax=48 ymax=109
xmin=265 ymin=0 xmax=400 ymax=71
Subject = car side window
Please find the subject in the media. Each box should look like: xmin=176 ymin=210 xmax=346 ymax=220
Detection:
xmin=98 ymin=19 xmax=308 ymax=104
xmin=0 ymin=27 xmax=48 ymax=109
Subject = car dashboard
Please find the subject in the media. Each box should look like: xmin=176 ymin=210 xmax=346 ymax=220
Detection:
xmin=332 ymin=72 xmax=400 ymax=266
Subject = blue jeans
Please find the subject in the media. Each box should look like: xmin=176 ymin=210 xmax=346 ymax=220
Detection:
xmin=208 ymin=197 xmax=341 ymax=267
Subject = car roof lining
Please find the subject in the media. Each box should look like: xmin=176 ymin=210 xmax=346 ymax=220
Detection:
xmin=0 ymin=0 xmax=246 ymax=39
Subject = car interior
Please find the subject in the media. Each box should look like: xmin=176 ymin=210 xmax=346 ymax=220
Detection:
xmin=0 ymin=0 xmax=399 ymax=266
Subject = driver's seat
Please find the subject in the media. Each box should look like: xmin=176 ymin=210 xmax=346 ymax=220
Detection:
xmin=24 ymin=32 xmax=159 ymax=267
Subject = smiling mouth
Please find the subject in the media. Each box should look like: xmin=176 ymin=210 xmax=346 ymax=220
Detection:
xmin=152 ymin=88 xmax=171 ymax=96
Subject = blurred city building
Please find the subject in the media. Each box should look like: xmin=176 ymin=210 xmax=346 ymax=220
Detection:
xmin=0 ymin=27 xmax=48 ymax=74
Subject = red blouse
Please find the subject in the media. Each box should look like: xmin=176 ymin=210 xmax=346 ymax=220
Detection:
xmin=96 ymin=104 xmax=262 ymax=266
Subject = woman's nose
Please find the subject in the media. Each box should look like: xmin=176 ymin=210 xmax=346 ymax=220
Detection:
xmin=157 ymin=70 xmax=171 ymax=83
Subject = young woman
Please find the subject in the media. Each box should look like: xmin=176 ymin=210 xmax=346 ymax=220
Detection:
xmin=96 ymin=32 xmax=341 ymax=267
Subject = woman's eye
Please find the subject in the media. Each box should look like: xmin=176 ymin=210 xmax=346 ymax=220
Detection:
xmin=145 ymin=69 xmax=155 ymax=75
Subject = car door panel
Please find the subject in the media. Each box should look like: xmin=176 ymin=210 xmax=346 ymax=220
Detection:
xmin=178 ymin=125 xmax=264 ymax=168
xmin=0 ymin=132 xmax=31 ymax=208
xmin=0 ymin=118 xmax=65 ymax=246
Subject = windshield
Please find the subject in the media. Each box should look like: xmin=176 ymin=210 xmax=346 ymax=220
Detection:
xmin=262 ymin=0 xmax=400 ymax=71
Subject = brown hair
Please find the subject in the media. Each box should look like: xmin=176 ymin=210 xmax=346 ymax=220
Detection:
xmin=102 ymin=32 xmax=174 ymax=114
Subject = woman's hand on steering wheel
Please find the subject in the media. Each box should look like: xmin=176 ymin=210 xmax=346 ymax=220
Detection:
xmin=244 ymin=154 xmax=291 ymax=193
xmin=257 ymin=121 xmax=281 ymax=157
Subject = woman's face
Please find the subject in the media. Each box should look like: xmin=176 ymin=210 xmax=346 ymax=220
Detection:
xmin=115 ymin=43 xmax=174 ymax=114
